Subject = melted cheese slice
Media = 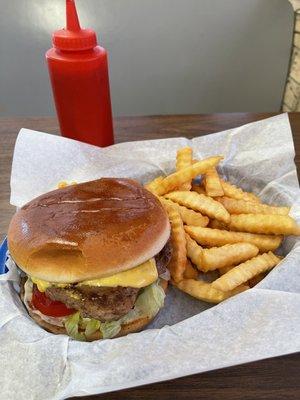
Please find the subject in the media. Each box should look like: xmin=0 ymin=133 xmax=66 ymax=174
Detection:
xmin=31 ymin=278 xmax=68 ymax=292
xmin=31 ymin=258 xmax=158 ymax=292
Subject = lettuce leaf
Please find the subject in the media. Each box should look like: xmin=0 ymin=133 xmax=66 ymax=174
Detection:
xmin=65 ymin=312 xmax=86 ymax=341
xmin=120 ymin=308 xmax=140 ymax=325
xmin=79 ymin=317 xmax=92 ymax=330
xmin=100 ymin=321 xmax=121 ymax=339
xmin=134 ymin=281 xmax=165 ymax=317
xmin=85 ymin=319 xmax=101 ymax=337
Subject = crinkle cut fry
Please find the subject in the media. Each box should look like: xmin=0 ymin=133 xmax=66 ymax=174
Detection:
xmin=176 ymin=147 xmax=193 ymax=190
xmin=144 ymin=176 xmax=164 ymax=193
xmin=185 ymin=233 xmax=203 ymax=270
xmin=151 ymin=156 xmax=223 ymax=196
xmin=201 ymin=242 xmax=259 ymax=271
xmin=203 ymin=168 xmax=224 ymax=197
xmin=184 ymin=226 xmax=283 ymax=252
xmin=163 ymin=198 xmax=209 ymax=227
xmin=216 ymin=196 xmax=290 ymax=216
xmin=229 ymin=213 xmax=300 ymax=235
xmin=161 ymin=199 xmax=187 ymax=282
xmin=220 ymin=179 xmax=260 ymax=203
xmin=212 ymin=252 xmax=281 ymax=292
xmin=183 ymin=258 xmax=199 ymax=279
xmin=165 ymin=191 xmax=230 ymax=223
xmin=176 ymin=279 xmax=249 ymax=303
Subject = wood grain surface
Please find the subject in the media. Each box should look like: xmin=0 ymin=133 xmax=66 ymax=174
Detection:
xmin=0 ymin=113 xmax=299 ymax=399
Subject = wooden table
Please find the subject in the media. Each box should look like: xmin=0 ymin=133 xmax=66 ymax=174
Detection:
xmin=1 ymin=113 xmax=299 ymax=399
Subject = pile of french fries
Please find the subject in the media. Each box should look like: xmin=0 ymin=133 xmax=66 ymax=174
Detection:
xmin=145 ymin=147 xmax=300 ymax=304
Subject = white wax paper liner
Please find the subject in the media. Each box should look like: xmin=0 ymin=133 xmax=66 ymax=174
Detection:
xmin=1 ymin=113 xmax=300 ymax=400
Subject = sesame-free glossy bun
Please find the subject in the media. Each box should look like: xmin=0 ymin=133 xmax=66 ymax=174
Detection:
xmin=8 ymin=178 xmax=170 ymax=283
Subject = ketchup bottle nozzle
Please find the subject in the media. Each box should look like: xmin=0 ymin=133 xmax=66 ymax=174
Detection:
xmin=52 ymin=0 xmax=97 ymax=50
xmin=66 ymin=0 xmax=81 ymax=31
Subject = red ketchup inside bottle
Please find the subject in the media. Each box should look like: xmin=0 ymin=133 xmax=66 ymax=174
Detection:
xmin=46 ymin=0 xmax=114 ymax=147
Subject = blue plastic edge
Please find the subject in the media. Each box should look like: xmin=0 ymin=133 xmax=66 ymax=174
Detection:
xmin=0 ymin=237 xmax=8 ymax=274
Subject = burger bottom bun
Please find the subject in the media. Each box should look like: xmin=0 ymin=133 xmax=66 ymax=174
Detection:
xmin=21 ymin=279 xmax=168 ymax=341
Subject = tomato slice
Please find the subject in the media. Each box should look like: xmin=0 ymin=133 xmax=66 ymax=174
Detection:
xmin=31 ymin=286 xmax=75 ymax=317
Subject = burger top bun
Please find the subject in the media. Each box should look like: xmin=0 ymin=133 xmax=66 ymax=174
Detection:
xmin=8 ymin=178 xmax=170 ymax=283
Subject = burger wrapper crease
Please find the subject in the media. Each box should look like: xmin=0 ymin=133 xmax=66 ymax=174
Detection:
xmin=1 ymin=113 xmax=300 ymax=400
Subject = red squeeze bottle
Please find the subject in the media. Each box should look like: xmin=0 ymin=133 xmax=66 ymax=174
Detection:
xmin=46 ymin=0 xmax=114 ymax=147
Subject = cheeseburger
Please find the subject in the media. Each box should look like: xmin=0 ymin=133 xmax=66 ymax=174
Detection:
xmin=8 ymin=178 xmax=171 ymax=340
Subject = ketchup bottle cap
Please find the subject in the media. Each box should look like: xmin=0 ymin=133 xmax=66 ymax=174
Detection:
xmin=53 ymin=0 xmax=97 ymax=51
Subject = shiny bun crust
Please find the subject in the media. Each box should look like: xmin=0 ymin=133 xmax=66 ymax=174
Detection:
xmin=21 ymin=279 xmax=168 ymax=340
xmin=8 ymin=178 xmax=170 ymax=283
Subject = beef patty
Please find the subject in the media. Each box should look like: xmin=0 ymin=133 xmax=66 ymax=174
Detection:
xmin=45 ymin=240 xmax=172 ymax=321
xmin=46 ymin=285 xmax=139 ymax=321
